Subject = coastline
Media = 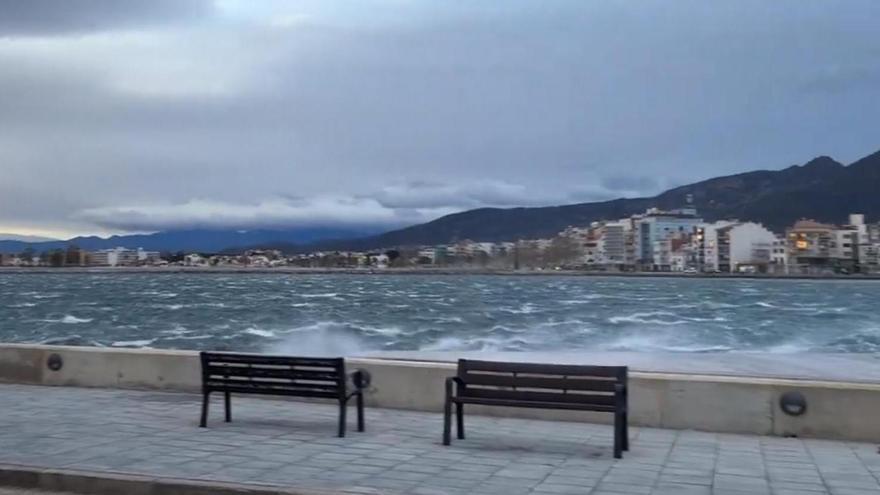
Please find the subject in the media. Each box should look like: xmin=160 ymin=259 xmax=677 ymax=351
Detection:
xmin=1 ymin=265 xmax=879 ymax=280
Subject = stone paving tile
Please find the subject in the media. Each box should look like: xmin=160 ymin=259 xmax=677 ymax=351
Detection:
xmin=0 ymin=384 xmax=878 ymax=494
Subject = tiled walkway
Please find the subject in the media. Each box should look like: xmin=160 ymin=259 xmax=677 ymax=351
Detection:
xmin=0 ymin=384 xmax=878 ymax=494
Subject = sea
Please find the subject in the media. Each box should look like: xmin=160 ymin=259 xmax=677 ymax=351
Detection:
xmin=0 ymin=273 xmax=878 ymax=355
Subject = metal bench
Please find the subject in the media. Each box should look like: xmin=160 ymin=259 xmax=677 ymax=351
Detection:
xmin=199 ymin=351 xmax=369 ymax=437
xmin=443 ymin=359 xmax=629 ymax=458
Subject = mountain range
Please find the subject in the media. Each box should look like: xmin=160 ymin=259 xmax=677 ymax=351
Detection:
xmin=2 ymin=148 xmax=879 ymax=255
xmin=0 ymin=227 xmax=377 ymax=255
xmin=293 ymin=148 xmax=880 ymax=253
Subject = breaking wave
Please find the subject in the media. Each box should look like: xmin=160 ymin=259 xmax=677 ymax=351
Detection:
xmin=42 ymin=315 xmax=93 ymax=324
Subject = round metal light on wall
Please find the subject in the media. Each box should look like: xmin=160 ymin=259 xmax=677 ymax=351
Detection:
xmin=779 ymin=391 xmax=807 ymax=416
xmin=351 ymin=369 xmax=372 ymax=389
xmin=47 ymin=353 xmax=63 ymax=372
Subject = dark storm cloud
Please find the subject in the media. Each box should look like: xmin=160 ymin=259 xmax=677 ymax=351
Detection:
xmin=1 ymin=0 xmax=879 ymax=236
xmin=0 ymin=0 xmax=215 ymax=36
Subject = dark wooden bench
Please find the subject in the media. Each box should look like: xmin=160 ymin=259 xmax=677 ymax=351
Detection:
xmin=199 ymin=351 xmax=369 ymax=437
xmin=443 ymin=359 xmax=629 ymax=458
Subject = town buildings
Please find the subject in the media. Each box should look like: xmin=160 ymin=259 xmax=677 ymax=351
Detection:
xmin=2 ymin=210 xmax=879 ymax=274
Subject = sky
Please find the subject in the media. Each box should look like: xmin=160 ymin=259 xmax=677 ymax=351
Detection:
xmin=1 ymin=0 xmax=879 ymax=239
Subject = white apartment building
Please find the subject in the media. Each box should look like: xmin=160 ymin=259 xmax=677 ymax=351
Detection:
xmin=184 ymin=253 xmax=208 ymax=266
xmin=416 ymin=248 xmax=436 ymax=263
xmin=89 ymin=247 xmax=160 ymax=267
xmin=726 ymin=222 xmax=776 ymax=272
xmin=598 ymin=221 xmax=627 ymax=267
xmin=695 ymin=221 xmax=738 ymax=272
xmin=770 ymin=237 xmax=788 ymax=273
xmin=695 ymin=221 xmax=776 ymax=272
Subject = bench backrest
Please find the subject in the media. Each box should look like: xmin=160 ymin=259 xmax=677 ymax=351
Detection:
xmin=456 ymin=359 xmax=627 ymax=407
xmin=200 ymin=352 xmax=345 ymax=399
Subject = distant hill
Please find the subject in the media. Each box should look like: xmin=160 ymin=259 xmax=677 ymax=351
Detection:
xmin=293 ymin=148 xmax=880 ymax=252
xmin=0 ymin=227 xmax=378 ymax=254
xmin=0 ymin=233 xmax=59 ymax=243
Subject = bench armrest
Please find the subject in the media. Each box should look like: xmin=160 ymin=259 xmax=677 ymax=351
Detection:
xmin=445 ymin=376 xmax=464 ymax=398
xmin=614 ymin=383 xmax=627 ymax=411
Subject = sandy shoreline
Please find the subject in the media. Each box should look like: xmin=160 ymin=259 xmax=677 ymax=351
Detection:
xmin=1 ymin=265 xmax=879 ymax=280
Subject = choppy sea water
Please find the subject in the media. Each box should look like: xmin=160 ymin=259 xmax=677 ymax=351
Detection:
xmin=0 ymin=273 xmax=878 ymax=354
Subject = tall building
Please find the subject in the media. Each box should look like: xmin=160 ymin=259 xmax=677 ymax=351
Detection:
xmin=598 ymin=221 xmax=627 ymax=267
xmin=633 ymin=207 xmax=703 ymax=269
xmin=694 ymin=220 xmax=738 ymax=272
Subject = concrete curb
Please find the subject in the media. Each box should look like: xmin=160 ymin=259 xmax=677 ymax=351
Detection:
xmin=0 ymin=464 xmax=372 ymax=495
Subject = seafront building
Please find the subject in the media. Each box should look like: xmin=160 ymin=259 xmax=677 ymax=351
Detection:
xmin=89 ymin=247 xmax=161 ymax=267
xmin=632 ymin=207 xmax=703 ymax=270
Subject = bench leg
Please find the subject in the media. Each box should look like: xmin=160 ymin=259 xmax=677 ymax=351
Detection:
xmin=356 ymin=392 xmax=365 ymax=432
xmin=442 ymin=397 xmax=452 ymax=446
xmin=199 ymin=391 xmax=210 ymax=428
xmin=623 ymin=412 xmax=629 ymax=451
xmin=224 ymin=391 xmax=231 ymax=423
xmin=613 ymin=412 xmax=624 ymax=459
xmin=338 ymin=400 xmax=347 ymax=438
xmin=456 ymin=402 xmax=465 ymax=440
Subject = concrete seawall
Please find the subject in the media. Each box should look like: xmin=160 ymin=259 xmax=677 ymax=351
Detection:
xmin=1 ymin=343 xmax=879 ymax=443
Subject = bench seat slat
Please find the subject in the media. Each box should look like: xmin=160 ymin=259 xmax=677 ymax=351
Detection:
xmin=461 ymin=359 xmax=623 ymax=377
xmin=452 ymin=396 xmax=617 ymax=412
xmin=206 ymin=378 xmax=339 ymax=390
xmin=461 ymin=373 xmax=617 ymax=392
xmin=460 ymin=386 xmax=615 ymax=406
xmin=203 ymin=352 xmax=342 ymax=368
xmin=206 ymin=365 xmax=341 ymax=381
xmin=204 ymin=383 xmax=340 ymax=399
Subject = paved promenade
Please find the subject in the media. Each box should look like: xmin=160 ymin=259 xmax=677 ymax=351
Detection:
xmin=0 ymin=384 xmax=878 ymax=495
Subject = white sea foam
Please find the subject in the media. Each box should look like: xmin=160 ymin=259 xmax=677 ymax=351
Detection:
xmin=600 ymin=334 xmax=732 ymax=353
xmin=160 ymin=325 xmax=191 ymax=336
xmin=42 ymin=315 xmax=93 ymax=324
xmin=763 ymin=342 xmax=812 ymax=353
xmin=62 ymin=315 xmax=92 ymax=324
xmin=560 ymin=294 xmax=605 ymax=304
xmin=8 ymin=302 xmax=37 ymax=308
xmin=356 ymin=324 xmax=404 ymax=337
xmin=300 ymin=293 xmax=338 ymax=298
xmin=110 ymin=339 xmax=155 ymax=348
xmin=608 ymin=311 xmax=689 ymax=325
xmin=498 ymin=303 xmax=537 ymax=314
xmin=420 ymin=335 xmax=538 ymax=352
xmin=243 ymin=327 xmax=276 ymax=338
xmin=268 ymin=322 xmax=368 ymax=356
xmin=420 ymin=316 xmax=464 ymax=324
xmin=167 ymin=334 xmax=212 ymax=340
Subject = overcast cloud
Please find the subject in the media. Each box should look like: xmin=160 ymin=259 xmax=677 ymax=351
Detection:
xmin=1 ymin=0 xmax=879 ymax=237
